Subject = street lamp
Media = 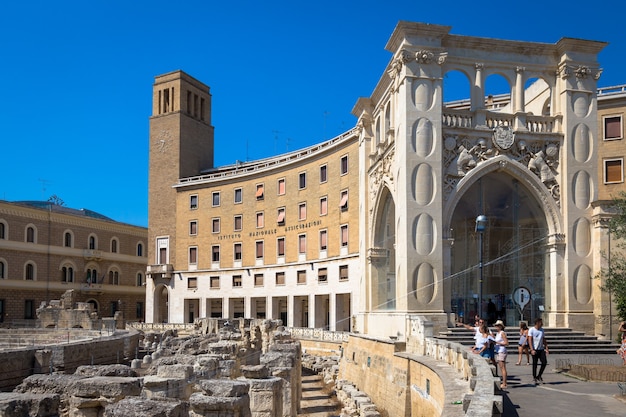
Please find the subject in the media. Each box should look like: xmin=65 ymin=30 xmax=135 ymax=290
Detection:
xmin=475 ymin=215 xmax=488 ymax=319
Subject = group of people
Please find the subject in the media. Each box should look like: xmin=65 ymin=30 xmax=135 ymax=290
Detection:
xmin=458 ymin=316 xmax=549 ymax=388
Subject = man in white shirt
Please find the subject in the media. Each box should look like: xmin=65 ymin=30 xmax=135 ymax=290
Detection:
xmin=527 ymin=317 xmax=549 ymax=385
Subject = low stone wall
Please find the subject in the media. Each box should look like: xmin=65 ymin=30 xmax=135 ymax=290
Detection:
xmin=0 ymin=329 xmax=141 ymax=392
xmin=334 ymin=317 xmax=503 ymax=417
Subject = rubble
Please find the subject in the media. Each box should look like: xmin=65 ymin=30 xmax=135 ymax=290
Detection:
xmin=6 ymin=319 xmax=302 ymax=417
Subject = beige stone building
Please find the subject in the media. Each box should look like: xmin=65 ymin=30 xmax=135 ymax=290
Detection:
xmin=0 ymin=200 xmax=147 ymax=324
xmin=146 ymin=21 xmax=623 ymax=339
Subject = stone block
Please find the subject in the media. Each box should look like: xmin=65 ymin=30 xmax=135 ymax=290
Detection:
xmin=241 ymin=364 xmax=269 ymax=379
xmin=157 ymin=364 xmax=193 ymax=379
xmin=70 ymin=376 xmax=142 ymax=399
xmin=189 ymin=393 xmax=251 ymax=417
xmin=103 ymin=397 xmax=188 ymax=417
xmin=0 ymin=392 xmax=60 ymax=417
xmin=197 ymin=379 xmax=250 ymax=397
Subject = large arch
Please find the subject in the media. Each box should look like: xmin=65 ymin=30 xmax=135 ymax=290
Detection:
xmin=152 ymin=284 xmax=169 ymax=323
xmin=443 ymin=156 xmax=564 ymax=325
xmin=369 ymin=185 xmax=396 ymax=311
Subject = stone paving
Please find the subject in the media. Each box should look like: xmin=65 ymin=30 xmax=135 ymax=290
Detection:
xmin=500 ymin=354 xmax=626 ymax=417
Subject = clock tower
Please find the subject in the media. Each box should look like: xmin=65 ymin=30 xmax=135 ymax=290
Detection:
xmin=146 ymin=71 xmax=214 ymax=322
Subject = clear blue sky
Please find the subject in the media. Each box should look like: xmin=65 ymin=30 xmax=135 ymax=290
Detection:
xmin=1 ymin=0 xmax=624 ymax=227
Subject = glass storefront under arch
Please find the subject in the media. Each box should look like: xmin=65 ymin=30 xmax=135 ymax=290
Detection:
xmin=450 ymin=172 xmax=549 ymax=325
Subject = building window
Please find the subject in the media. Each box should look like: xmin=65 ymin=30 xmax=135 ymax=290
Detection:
xmin=61 ymin=265 xmax=74 ymax=283
xmin=319 ymin=230 xmax=328 ymax=250
xmin=297 ymin=270 xmax=306 ymax=284
xmin=108 ymin=270 xmax=120 ymax=285
xmin=277 ymin=207 xmax=286 ymax=225
xmin=64 ymin=232 xmax=72 ymax=247
xmin=86 ymin=268 xmax=98 ymax=284
xmin=189 ymin=247 xmax=198 ymax=264
xmin=298 ymin=203 xmax=307 ymax=221
xmin=189 ymin=221 xmax=197 ymax=235
xmin=299 ymin=172 xmax=306 ymax=189
xmin=256 ymin=184 xmax=264 ymax=200
xmin=136 ymin=272 xmax=144 ymax=286
xmin=137 ymin=243 xmax=143 ymax=257
xmin=136 ymin=302 xmax=144 ymax=319
xmin=234 ymin=243 xmax=242 ymax=261
xmin=0 ymin=222 xmax=5 ymax=239
xmin=188 ymin=277 xmax=197 ymax=289
xmin=212 ymin=245 xmax=220 ymax=262
xmin=256 ymin=212 xmax=264 ymax=228
xmin=25 ymin=262 xmax=35 ymax=280
xmin=210 ymin=192 xmax=219 ymax=207
xmin=256 ymin=241 xmax=264 ymax=259
xmin=276 ymin=272 xmax=285 ymax=286
xmin=0 ymin=261 xmax=5 ymax=278
xmin=233 ymin=275 xmax=242 ymax=287
xmin=111 ymin=239 xmax=118 ymax=253
xmin=339 ymin=265 xmax=349 ymax=281
xmin=340 ymin=190 xmax=348 ymax=211
xmin=604 ymin=158 xmax=624 ymax=184
xmin=604 ymin=115 xmax=623 ymax=140
xmin=278 ymin=178 xmax=286 ymax=195
xmin=277 ymin=237 xmax=285 ymax=257
xmin=212 ymin=218 xmax=220 ymax=233
xmin=340 ymin=155 xmax=348 ymax=175
xmin=234 ymin=215 xmax=243 ymax=231
xmin=25 ymin=300 xmax=35 ymax=320
xmin=298 ymin=234 xmax=306 ymax=254
xmin=341 ymin=224 xmax=349 ymax=247
xmin=318 ymin=268 xmax=328 ymax=283
xmin=26 ymin=226 xmax=35 ymax=243
xmin=320 ymin=164 xmax=327 ymax=183
xmin=210 ymin=276 xmax=220 ymax=288
xmin=190 ymin=194 xmax=198 ymax=209
xmin=89 ymin=235 xmax=97 ymax=250
xmin=234 ymin=188 xmax=243 ymax=204
xmin=320 ymin=197 xmax=328 ymax=216
xmin=254 ymin=273 xmax=264 ymax=287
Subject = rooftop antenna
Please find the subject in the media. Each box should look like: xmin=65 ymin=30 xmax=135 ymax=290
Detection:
xmin=272 ymin=130 xmax=282 ymax=154
xmin=286 ymin=137 xmax=292 ymax=152
xmin=323 ymin=110 xmax=330 ymax=139
xmin=38 ymin=178 xmax=52 ymax=200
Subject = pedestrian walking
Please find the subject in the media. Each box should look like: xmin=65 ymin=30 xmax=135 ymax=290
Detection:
xmin=617 ymin=321 xmax=626 ymax=366
xmin=527 ymin=317 xmax=549 ymax=385
xmin=516 ymin=322 xmax=530 ymax=365
xmin=493 ymin=320 xmax=509 ymax=389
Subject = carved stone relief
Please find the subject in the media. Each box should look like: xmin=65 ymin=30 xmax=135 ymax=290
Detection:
xmin=443 ymin=129 xmax=561 ymax=204
xmin=369 ymin=148 xmax=395 ymax=214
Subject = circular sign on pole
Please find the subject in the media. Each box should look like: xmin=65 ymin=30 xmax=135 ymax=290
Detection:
xmin=513 ymin=286 xmax=531 ymax=311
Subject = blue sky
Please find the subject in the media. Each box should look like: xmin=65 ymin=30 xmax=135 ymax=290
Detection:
xmin=1 ymin=0 xmax=624 ymax=227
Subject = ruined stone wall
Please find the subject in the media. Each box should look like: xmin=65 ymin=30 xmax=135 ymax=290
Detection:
xmin=0 ymin=330 xmax=141 ymax=391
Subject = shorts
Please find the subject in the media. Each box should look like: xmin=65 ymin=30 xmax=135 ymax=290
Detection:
xmin=496 ymin=352 xmax=507 ymax=362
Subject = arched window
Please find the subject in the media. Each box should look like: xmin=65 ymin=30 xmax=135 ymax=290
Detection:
xmin=109 ymin=270 xmax=119 ymax=285
xmin=26 ymin=226 xmax=35 ymax=243
xmin=64 ymin=232 xmax=73 ymax=248
xmin=86 ymin=268 xmax=98 ymax=284
xmin=0 ymin=221 xmax=6 ymax=239
xmin=25 ymin=263 xmax=35 ymax=280
xmin=62 ymin=265 xmax=74 ymax=282
xmin=137 ymin=243 xmax=143 ymax=257
xmin=89 ymin=235 xmax=96 ymax=250
xmin=0 ymin=260 xmax=5 ymax=278
xmin=111 ymin=238 xmax=118 ymax=253
xmin=136 ymin=272 xmax=144 ymax=286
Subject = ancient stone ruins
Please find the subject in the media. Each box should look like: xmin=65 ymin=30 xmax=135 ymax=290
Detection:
xmin=0 ymin=319 xmax=304 ymax=417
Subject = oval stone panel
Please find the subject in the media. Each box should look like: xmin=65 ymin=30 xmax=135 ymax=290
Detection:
xmin=413 ymin=79 xmax=433 ymax=111
xmin=572 ymin=218 xmax=591 ymax=257
xmin=572 ymin=170 xmax=592 ymax=209
xmin=573 ymin=264 xmax=592 ymax=305
xmin=413 ymin=263 xmax=435 ymax=305
xmin=572 ymin=92 xmax=590 ymax=118
xmin=414 ymin=213 xmax=435 ymax=255
xmin=412 ymin=118 xmax=434 ymax=157
xmin=413 ymin=164 xmax=435 ymax=206
xmin=572 ymin=123 xmax=591 ymax=163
